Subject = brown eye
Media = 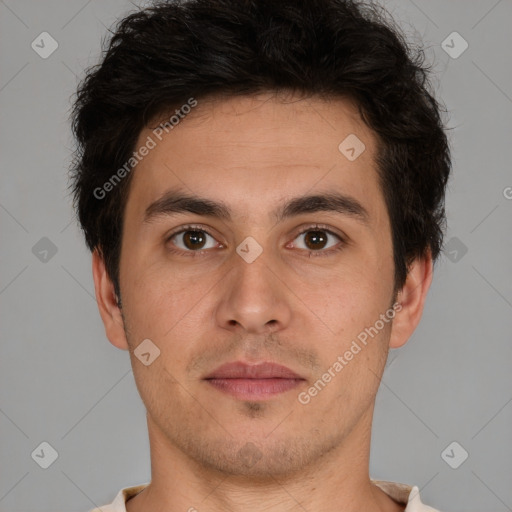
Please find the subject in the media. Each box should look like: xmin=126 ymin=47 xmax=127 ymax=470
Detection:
xmin=169 ymin=229 xmax=218 ymax=251
xmin=182 ymin=230 xmax=207 ymax=250
xmin=303 ymin=230 xmax=329 ymax=250
xmin=291 ymin=227 xmax=344 ymax=255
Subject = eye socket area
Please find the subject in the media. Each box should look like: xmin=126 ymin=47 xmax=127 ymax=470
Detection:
xmin=167 ymin=226 xmax=221 ymax=252
xmin=165 ymin=223 xmax=347 ymax=256
xmin=288 ymin=227 xmax=344 ymax=253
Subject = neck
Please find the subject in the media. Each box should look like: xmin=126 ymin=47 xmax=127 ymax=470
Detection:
xmin=126 ymin=407 xmax=404 ymax=512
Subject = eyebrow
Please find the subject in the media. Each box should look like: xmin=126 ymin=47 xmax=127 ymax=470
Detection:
xmin=143 ymin=188 xmax=370 ymax=226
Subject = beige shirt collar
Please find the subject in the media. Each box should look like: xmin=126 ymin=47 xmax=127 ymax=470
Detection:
xmin=91 ymin=479 xmax=441 ymax=512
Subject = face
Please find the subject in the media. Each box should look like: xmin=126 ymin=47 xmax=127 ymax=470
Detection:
xmin=95 ymin=92 xmax=428 ymax=478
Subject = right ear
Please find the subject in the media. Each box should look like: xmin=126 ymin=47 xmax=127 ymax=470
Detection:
xmin=91 ymin=249 xmax=129 ymax=350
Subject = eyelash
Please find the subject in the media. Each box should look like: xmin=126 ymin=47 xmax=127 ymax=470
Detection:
xmin=165 ymin=223 xmax=346 ymax=258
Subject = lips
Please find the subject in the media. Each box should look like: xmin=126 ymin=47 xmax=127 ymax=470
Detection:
xmin=205 ymin=361 xmax=302 ymax=379
xmin=204 ymin=362 xmax=305 ymax=400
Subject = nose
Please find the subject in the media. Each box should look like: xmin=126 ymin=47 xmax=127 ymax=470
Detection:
xmin=214 ymin=249 xmax=292 ymax=335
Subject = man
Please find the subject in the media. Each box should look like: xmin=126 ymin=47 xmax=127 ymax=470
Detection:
xmin=70 ymin=0 xmax=451 ymax=510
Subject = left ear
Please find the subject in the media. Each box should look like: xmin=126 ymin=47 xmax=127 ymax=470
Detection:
xmin=389 ymin=251 xmax=433 ymax=349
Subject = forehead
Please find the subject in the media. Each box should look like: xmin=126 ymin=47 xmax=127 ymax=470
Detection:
xmin=125 ymin=92 xmax=383 ymax=222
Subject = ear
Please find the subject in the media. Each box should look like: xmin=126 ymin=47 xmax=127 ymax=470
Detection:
xmin=91 ymin=249 xmax=129 ymax=350
xmin=389 ymin=251 xmax=433 ymax=349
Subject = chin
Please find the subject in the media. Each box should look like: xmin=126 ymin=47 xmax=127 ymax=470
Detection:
xmin=177 ymin=433 xmax=340 ymax=480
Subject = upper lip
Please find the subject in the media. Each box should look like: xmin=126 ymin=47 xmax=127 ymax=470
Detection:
xmin=205 ymin=361 xmax=303 ymax=380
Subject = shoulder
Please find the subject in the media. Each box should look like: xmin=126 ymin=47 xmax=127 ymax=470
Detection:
xmin=371 ymin=479 xmax=443 ymax=512
xmin=87 ymin=484 xmax=149 ymax=512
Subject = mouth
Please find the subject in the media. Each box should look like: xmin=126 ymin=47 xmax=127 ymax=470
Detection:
xmin=204 ymin=361 xmax=305 ymax=400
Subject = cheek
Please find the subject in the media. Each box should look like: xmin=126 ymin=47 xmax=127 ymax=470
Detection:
xmin=119 ymin=256 xmax=220 ymax=366
xmin=312 ymin=262 xmax=393 ymax=332
xmin=121 ymin=271 xmax=198 ymax=401
xmin=121 ymin=252 xmax=180 ymax=322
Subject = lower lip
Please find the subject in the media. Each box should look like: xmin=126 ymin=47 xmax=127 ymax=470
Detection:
xmin=205 ymin=378 xmax=303 ymax=400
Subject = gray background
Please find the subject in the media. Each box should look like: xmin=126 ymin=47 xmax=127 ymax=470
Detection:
xmin=1 ymin=0 xmax=511 ymax=511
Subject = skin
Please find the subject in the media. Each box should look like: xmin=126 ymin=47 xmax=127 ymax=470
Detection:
xmin=92 ymin=91 xmax=432 ymax=512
